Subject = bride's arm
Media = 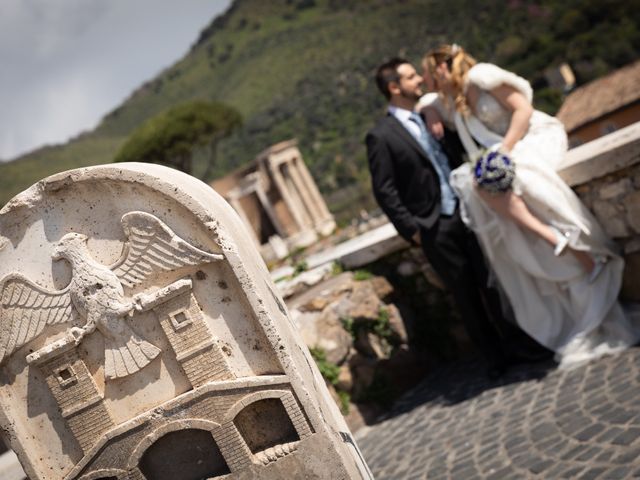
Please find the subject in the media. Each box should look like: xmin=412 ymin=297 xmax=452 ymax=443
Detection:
xmin=416 ymin=93 xmax=446 ymax=139
xmin=490 ymin=84 xmax=533 ymax=152
xmin=420 ymin=106 xmax=445 ymax=139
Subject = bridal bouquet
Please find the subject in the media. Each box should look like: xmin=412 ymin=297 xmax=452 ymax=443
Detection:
xmin=473 ymin=146 xmax=515 ymax=194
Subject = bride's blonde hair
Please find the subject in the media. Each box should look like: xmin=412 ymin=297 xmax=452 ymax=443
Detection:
xmin=423 ymin=44 xmax=476 ymax=114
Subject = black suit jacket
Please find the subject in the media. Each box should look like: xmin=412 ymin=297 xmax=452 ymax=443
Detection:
xmin=365 ymin=113 xmax=465 ymax=241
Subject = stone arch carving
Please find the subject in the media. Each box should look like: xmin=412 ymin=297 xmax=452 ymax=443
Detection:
xmin=126 ymin=419 xmax=223 ymax=470
xmin=78 ymin=468 xmax=126 ymax=480
xmin=226 ymin=390 xmax=289 ymax=423
xmin=227 ymin=389 xmax=313 ymax=464
xmin=139 ymin=429 xmax=229 ymax=480
xmin=225 ymin=389 xmax=312 ymax=439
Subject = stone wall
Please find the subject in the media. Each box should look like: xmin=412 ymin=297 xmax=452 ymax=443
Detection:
xmin=285 ymin=251 xmax=466 ymax=431
xmin=557 ymin=121 xmax=640 ymax=300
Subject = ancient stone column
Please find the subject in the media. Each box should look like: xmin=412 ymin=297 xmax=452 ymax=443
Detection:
xmin=270 ymin=161 xmax=310 ymax=232
xmin=285 ymin=157 xmax=323 ymax=228
xmin=291 ymin=156 xmax=336 ymax=236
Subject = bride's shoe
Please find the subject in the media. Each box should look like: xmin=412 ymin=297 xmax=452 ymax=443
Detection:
xmin=552 ymin=226 xmax=605 ymax=281
xmin=554 ymin=230 xmax=570 ymax=256
xmin=552 ymin=226 xmax=579 ymax=256
xmin=588 ymin=256 xmax=608 ymax=284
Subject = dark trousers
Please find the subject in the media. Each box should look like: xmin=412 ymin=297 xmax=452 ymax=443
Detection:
xmin=420 ymin=211 xmax=512 ymax=364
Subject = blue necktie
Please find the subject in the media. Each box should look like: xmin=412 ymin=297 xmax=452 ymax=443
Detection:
xmin=408 ymin=112 xmax=457 ymax=215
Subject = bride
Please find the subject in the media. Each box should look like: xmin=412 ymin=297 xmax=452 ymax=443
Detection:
xmin=419 ymin=44 xmax=638 ymax=367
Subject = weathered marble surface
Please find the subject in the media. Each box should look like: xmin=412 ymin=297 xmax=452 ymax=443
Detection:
xmin=0 ymin=163 xmax=370 ymax=480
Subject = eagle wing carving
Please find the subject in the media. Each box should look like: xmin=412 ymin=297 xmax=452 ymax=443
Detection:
xmin=112 ymin=211 xmax=224 ymax=289
xmin=0 ymin=274 xmax=77 ymax=364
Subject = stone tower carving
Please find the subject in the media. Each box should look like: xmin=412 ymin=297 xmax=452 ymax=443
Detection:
xmin=141 ymin=278 xmax=234 ymax=387
xmin=28 ymin=339 xmax=115 ymax=453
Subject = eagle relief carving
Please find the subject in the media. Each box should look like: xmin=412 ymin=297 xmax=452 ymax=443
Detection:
xmin=0 ymin=211 xmax=223 ymax=379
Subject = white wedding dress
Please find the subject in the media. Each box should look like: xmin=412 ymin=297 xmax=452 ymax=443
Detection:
xmin=426 ymin=64 xmax=639 ymax=367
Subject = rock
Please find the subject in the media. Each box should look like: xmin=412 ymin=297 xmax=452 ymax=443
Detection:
xmin=368 ymin=276 xmax=394 ymax=301
xmin=349 ymin=359 xmax=376 ymax=400
xmin=376 ymin=345 xmax=431 ymax=393
xmin=624 ymin=237 xmax=640 ymax=255
xmin=625 ymin=191 xmax=640 ymax=234
xmin=386 ymin=303 xmax=409 ymax=344
xmin=337 ymin=281 xmax=381 ymax=322
xmin=277 ymin=263 xmax=335 ymax=299
xmin=391 ymin=301 xmax=417 ymax=342
xmin=290 ymin=309 xmax=323 ymax=347
xmin=593 ymin=199 xmax=630 ymax=238
xmin=336 ymin=365 xmax=353 ymax=392
xmin=599 ymin=178 xmax=632 ymax=200
xmin=286 ymin=272 xmax=354 ymax=311
xmin=294 ymin=308 xmax=352 ymax=366
xmin=317 ymin=310 xmax=353 ymax=366
xmin=300 ymin=296 xmax=331 ymax=312
xmin=354 ymin=331 xmax=391 ymax=360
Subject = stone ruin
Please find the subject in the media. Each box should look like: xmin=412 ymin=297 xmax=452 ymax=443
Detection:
xmin=211 ymin=139 xmax=336 ymax=262
xmin=0 ymin=163 xmax=371 ymax=480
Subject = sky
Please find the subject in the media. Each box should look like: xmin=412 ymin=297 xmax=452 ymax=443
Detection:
xmin=0 ymin=0 xmax=232 ymax=161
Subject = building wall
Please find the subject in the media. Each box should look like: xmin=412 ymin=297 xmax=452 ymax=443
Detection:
xmin=210 ymin=167 xmax=256 ymax=198
xmin=238 ymin=193 xmax=278 ymax=243
xmin=568 ymin=102 xmax=640 ymax=147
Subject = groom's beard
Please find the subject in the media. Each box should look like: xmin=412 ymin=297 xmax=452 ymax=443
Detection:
xmin=399 ymin=88 xmax=423 ymax=102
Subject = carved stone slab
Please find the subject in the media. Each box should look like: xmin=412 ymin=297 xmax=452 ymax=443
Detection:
xmin=0 ymin=163 xmax=371 ymax=480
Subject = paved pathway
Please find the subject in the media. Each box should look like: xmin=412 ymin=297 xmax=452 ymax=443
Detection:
xmin=356 ymin=348 xmax=640 ymax=479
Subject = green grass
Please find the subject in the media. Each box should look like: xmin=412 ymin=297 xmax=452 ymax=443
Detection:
xmin=309 ymin=346 xmax=340 ymax=385
xmin=353 ymin=269 xmax=373 ymax=281
xmin=340 ymin=316 xmax=355 ymax=340
xmin=309 ymin=345 xmax=351 ymax=414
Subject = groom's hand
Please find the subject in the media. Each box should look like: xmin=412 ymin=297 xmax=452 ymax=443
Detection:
xmin=412 ymin=231 xmax=422 ymax=245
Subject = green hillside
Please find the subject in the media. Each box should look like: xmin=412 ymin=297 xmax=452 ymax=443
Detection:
xmin=2 ymin=0 xmax=639 ymax=218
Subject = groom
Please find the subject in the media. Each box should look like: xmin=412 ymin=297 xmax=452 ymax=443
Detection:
xmin=366 ymin=57 xmax=526 ymax=377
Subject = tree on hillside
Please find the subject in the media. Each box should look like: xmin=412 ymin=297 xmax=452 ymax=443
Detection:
xmin=114 ymin=100 xmax=242 ymax=178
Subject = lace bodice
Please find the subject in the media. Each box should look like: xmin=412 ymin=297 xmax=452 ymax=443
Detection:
xmin=473 ymin=91 xmax=511 ymax=137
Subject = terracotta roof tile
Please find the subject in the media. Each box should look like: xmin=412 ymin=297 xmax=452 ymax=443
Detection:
xmin=556 ymin=60 xmax=640 ymax=132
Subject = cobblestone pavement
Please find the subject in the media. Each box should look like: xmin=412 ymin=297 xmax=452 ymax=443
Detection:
xmin=355 ymin=347 xmax=640 ymax=479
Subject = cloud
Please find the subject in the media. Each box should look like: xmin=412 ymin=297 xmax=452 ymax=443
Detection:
xmin=0 ymin=0 xmax=231 ymax=160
